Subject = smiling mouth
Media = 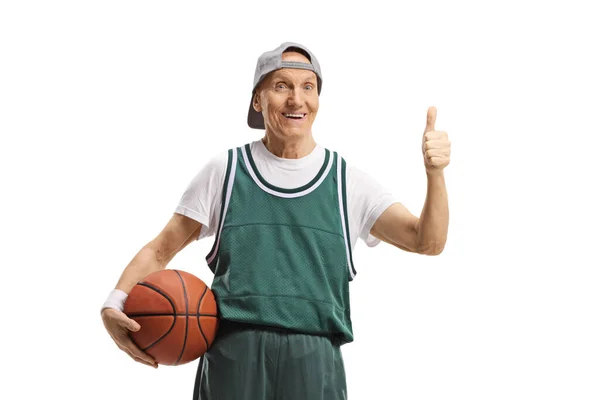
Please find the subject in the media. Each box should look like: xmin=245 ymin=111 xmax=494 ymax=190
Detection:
xmin=282 ymin=113 xmax=307 ymax=119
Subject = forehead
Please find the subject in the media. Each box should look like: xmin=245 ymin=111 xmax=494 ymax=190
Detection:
xmin=268 ymin=68 xmax=317 ymax=82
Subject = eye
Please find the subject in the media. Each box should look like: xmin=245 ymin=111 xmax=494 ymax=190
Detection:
xmin=305 ymin=84 xmax=314 ymax=90
xmin=276 ymin=83 xmax=288 ymax=90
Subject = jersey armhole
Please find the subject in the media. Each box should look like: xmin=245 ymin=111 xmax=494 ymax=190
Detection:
xmin=337 ymin=153 xmax=357 ymax=281
xmin=205 ymin=147 xmax=238 ymax=272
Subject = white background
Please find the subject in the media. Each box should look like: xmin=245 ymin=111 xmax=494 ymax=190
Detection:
xmin=1 ymin=0 xmax=599 ymax=399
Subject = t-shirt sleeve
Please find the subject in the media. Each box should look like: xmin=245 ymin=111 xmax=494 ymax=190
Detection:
xmin=346 ymin=163 xmax=397 ymax=248
xmin=174 ymin=150 xmax=228 ymax=241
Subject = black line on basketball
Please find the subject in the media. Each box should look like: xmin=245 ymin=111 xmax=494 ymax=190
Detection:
xmin=127 ymin=313 xmax=219 ymax=318
xmin=137 ymin=282 xmax=176 ymax=352
xmin=174 ymin=270 xmax=189 ymax=366
xmin=196 ymin=284 xmax=209 ymax=349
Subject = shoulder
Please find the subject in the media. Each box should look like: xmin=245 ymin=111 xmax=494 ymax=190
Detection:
xmin=201 ymin=149 xmax=230 ymax=177
xmin=205 ymin=141 xmax=254 ymax=171
xmin=319 ymin=148 xmax=361 ymax=184
xmin=324 ymin=148 xmax=354 ymax=167
xmin=185 ymin=147 xmax=235 ymax=189
xmin=209 ymin=142 xmax=257 ymax=175
xmin=336 ymin=154 xmax=393 ymax=204
xmin=329 ymin=151 xmax=369 ymax=185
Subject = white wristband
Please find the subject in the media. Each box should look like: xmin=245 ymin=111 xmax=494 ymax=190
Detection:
xmin=101 ymin=289 xmax=128 ymax=314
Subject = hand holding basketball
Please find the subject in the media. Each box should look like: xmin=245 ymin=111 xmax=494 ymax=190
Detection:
xmin=102 ymin=308 xmax=158 ymax=368
xmin=422 ymin=106 xmax=451 ymax=172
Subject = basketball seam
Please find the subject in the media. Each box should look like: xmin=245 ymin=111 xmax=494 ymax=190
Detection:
xmin=197 ymin=285 xmax=209 ymax=350
xmin=127 ymin=313 xmax=218 ymax=317
xmin=174 ymin=270 xmax=189 ymax=366
xmin=136 ymin=282 xmax=177 ymax=352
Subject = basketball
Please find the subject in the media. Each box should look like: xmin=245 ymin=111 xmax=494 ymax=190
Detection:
xmin=123 ymin=269 xmax=219 ymax=366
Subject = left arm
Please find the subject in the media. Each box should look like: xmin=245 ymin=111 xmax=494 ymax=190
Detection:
xmin=370 ymin=106 xmax=450 ymax=255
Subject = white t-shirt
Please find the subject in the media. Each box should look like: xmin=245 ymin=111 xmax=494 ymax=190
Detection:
xmin=175 ymin=140 xmax=396 ymax=253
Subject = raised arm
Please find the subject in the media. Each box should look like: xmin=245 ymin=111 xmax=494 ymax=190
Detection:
xmin=370 ymin=107 xmax=450 ymax=255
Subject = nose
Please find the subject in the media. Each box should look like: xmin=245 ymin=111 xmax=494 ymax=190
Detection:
xmin=286 ymin=87 xmax=303 ymax=108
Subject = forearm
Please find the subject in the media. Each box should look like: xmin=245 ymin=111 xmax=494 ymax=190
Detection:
xmin=115 ymin=245 xmax=168 ymax=293
xmin=416 ymin=170 xmax=449 ymax=255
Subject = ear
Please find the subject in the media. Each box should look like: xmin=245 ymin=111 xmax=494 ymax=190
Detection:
xmin=252 ymin=92 xmax=262 ymax=112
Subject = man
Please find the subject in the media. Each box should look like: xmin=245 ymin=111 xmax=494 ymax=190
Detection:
xmin=101 ymin=42 xmax=450 ymax=399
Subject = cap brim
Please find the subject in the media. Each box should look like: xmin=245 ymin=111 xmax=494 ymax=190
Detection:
xmin=247 ymin=97 xmax=265 ymax=129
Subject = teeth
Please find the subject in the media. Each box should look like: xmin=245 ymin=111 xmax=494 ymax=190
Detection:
xmin=284 ymin=113 xmax=305 ymax=118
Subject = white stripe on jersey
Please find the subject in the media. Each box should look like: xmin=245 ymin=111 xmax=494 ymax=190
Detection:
xmin=207 ymin=149 xmax=238 ymax=265
xmin=336 ymin=152 xmax=355 ymax=280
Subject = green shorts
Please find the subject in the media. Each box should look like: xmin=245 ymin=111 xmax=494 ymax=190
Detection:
xmin=193 ymin=320 xmax=347 ymax=400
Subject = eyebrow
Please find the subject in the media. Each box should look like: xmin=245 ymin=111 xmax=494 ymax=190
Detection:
xmin=271 ymin=71 xmax=317 ymax=83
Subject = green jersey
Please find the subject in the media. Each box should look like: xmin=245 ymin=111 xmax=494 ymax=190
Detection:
xmin=206 ymin=143 xmax=356 ymax=344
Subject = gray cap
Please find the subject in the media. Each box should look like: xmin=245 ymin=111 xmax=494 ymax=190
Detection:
xmin=247 ymin=42 xmax=323 ymax=129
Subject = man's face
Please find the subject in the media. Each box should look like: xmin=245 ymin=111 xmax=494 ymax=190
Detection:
xmin=253 ymin=51 xmax=319 ymax=139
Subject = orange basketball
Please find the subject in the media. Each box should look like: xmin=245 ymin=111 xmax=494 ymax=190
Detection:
xmin=123 ymin=269 xmax=219 ymax=366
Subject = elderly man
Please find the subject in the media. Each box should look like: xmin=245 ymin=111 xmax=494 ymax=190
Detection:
xmin=101 ymin=42 xmax=450 ymax=399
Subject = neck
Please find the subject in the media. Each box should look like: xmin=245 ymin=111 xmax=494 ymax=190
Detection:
xmin=261 ymin=132 xmax=316 ymax=159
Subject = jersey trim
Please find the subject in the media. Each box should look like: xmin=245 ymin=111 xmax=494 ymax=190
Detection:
xmin=242 ymin=144 xmax=333 ymax=198
xmin=206 ymin=148 xmax=237 ymax=268
xmin=337 ymin=153 xmax=356 ymax=280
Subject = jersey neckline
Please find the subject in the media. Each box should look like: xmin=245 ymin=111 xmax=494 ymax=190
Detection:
xmin=242 ymin=142 xmax=332 ymax=196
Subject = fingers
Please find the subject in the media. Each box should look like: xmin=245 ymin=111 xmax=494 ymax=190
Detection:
xmin=422 ymin=132 xmax=450 ymax=159
xmin=424 ymin=148 xmax=450 ymax=168
xmin=119 ymin=334 xmax=157 ymax=366
xmin=102 ymin=308 xmax=140 ymax=332
xmin=423 ymin=139 xmax=449 ymax=151
xmin=121 ymin=317 xmax=140 ymax=332
xmin=112 ymin=310 xmax=140 ymax=332
xmin=427 ymin=156 xmax=447 ymax=168
xmin=421 ymin=106 xmax=450 ymax=170
xmin=117 ymin=341 xmax=158 ymax=368
xmin=105 ymin=313 xmax=157 ymax=368
xmin=424 ymin=106 xmax=437 ymax=133
xmin=424 ymin=148 xmax=450 ymax=159
xmin=423 ymin=130 xmax=448 ymax=141
xmin=135 ymin=358 xmax=158 ymax=368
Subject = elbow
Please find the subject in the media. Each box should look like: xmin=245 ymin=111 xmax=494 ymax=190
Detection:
xmin=417 ymin=241 xmax=446 ymax=256
xmin=425 ymin=245 xmax=445 ymax=256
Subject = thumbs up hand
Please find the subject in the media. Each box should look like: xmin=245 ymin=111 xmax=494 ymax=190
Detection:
xmin=422 ymin=106 xmax=450 ymax=172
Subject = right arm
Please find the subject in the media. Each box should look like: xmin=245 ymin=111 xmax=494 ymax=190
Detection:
xmin=101 ymin=213 xmax=202 ymax=368
xmin=114 ymin=213 xmax=202 ymax=294
xmin=104 ymin=149 xmax=227 ymax=367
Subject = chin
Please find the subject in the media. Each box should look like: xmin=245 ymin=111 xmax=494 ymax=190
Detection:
xmin=270 ymin=125 xmax=311 ymax=137
xmin=288 ymin=127 xmax=312 ymax=136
